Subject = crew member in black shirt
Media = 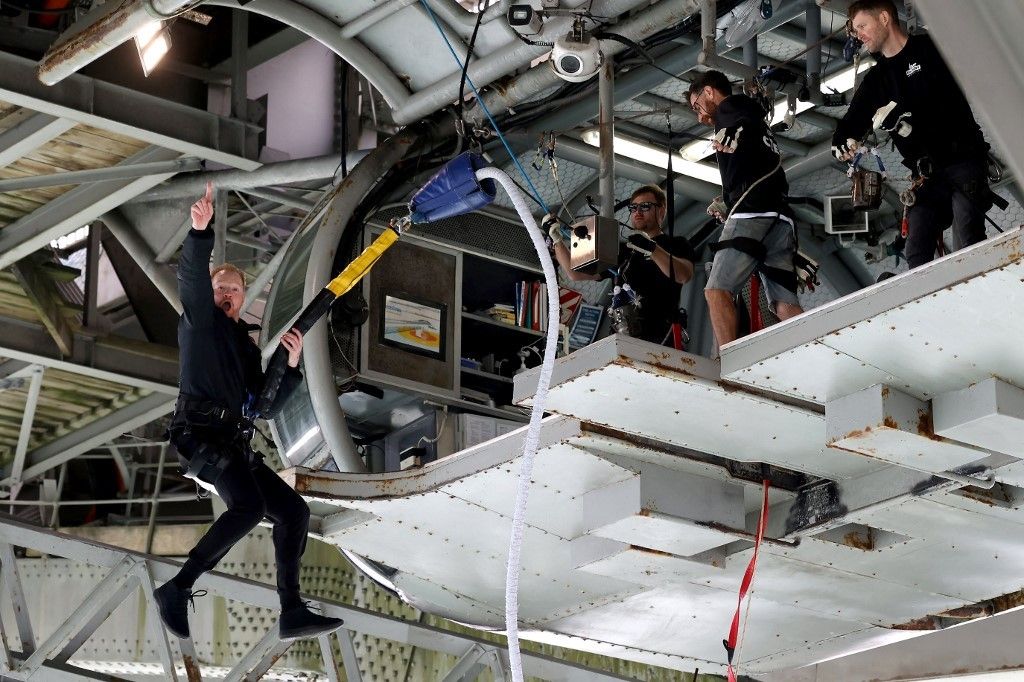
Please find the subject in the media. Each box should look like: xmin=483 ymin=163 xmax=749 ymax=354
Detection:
xmin=154 ymin=183 xmax=343 ymax=643
xmin=687 ymin=70 xmax=803 ymax=349
xmin=832 ymin=0 xmax=992 ymax=268
xmin=549 ymin=184 xmax=695 ymax=345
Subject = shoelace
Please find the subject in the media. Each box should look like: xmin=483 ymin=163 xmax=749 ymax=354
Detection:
xmin=186 ymin=589 xmax=208 ymax=611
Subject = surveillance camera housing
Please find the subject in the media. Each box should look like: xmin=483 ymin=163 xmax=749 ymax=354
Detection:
xmin=550 ymin=31 xmax=602 ymax=83
xmin=508 ymin=2 xmax=543 ymax=36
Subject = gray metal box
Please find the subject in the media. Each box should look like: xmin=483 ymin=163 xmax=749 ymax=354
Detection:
xmin=569 ymin=214 xmax=618 ymax=275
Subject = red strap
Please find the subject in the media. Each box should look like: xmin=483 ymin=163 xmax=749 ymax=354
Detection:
xmin=724 ymin=479 xmax=771 ymax=682
xmin=671 ymin=323 xmax=683 ymax=351
xmin=749 ymin=275 xmax=763 ymax=332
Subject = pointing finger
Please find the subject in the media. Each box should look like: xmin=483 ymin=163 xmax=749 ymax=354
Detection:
xmin=205 ymin=181 xmax=213 ymax=201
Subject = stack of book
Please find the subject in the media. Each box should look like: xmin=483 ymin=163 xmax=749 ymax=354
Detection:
xmin=485 ymin=303 xmax=516 ymax=325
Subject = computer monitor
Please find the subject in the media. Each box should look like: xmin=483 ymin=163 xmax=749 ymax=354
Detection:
xmin=825 ymin=195 xmax=871 ymax=235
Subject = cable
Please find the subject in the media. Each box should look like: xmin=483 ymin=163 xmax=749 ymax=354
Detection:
xmin=476 ymin=167 xmax=560 ymax=682
xmin=457 ymin=0 xmax=488 ymax=121
xmin=418 ymin=0 xmax=551 ymax=215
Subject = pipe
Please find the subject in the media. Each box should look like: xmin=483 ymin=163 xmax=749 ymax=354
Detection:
xmin=0 ymin=158 xmax=202 ymax=193
xmin=482 ymin=0 xmax=702 ymax=123
xmin=598 ymin=55 xmax=615 ymax=221
xmin=38 ymin=0 xmax=194 ymax=85
xmin=699 ymin=0 xmax=717 ymax=63
xmin=743 ymin=36 xmax=758 ymax=68
xmin=100 ymin=210 xmax=183 ymax=314
xmin=203 ymin=0 xmax=412 ymax=108
xmin=516 ymin=0 xmax=805 ymax=143
xmin=298 ymin=131 xmax=424 ymax=472
xmin=805 ymin=0 xmax=822 ymax=103
xmin=134 ymin=152 xmax=369 ymax=203
xmin=391 ymin=0 xmax=650 ymax=125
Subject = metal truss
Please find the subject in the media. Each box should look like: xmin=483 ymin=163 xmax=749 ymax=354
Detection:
xmin=0 ymin=518 xmax=639 ymax=681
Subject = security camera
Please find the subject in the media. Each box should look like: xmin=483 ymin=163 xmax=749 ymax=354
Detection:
xmin=550 ymin=23 xmax=601 ymax=83
xmin=508 ymin=1 xmax=543 ymax=36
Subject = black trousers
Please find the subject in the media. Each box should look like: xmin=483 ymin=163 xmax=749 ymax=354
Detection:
xmin=171 ymin=427 xmax=310 ymax=607
xmin=905 ymin=158 xmax=992 ymax=269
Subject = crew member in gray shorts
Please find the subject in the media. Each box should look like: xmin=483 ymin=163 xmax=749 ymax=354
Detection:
xmin=706 ymin=214 xmax=802 ymax=312
xmin=687 ymin=69 xmax=804 ymax=349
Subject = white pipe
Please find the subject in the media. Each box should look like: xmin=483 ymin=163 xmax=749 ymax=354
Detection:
xmin=476 ymin=167 xmax=560 ymax=682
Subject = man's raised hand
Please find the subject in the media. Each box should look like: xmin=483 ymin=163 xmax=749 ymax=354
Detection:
xmin=191 ymin=182 xmax=215 ymax=231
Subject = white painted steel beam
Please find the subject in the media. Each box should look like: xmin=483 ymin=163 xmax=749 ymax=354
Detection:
xmin=826 ymin=384 xmax=992 ymax=477
xmin=0 ymin=52 xmax=258 ymax=169
xmin=19 ymin=556 xmax=137 ymax=676
xmin=337 ymin=629 xmax=362 ymax=682
xmin=316 ymin=634 xmax=342 ymax=682
xmin=933 ymin=378 xmax=1024 ymax=464
xmin=0 ymin=314 xmax=179 ymax=395
xmin=0 ymin=113 xmax=76 ymax=169
xmin=0 ymin=518 xmax=639 ymax=682
xmin=0 ymin=157 xmax=203 ymax=193
xmin=0 ymin=146 xmax=184 ymax=270
xmin=0 ymin=542 xmax=35 ymax=657
xmin=9 ymin=365 xmax=43 ymax=491
xmin=3 ymin=392 xmax=177 ymax=486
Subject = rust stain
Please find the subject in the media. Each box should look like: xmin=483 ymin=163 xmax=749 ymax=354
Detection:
xmin=880 ymin=386 xmax=890 ymax=397
xmin=917 ymin=409 xmax=941 ymax=441
xmin=882 ymin=416 xmax=899 ymax=429
xmin=891 ymin=616 xmax=938 ymax=631
xmin=629 ymin=545 xmax=675 ymax=558
xmin=39 ymin=0 xmax=136 ymax=80
xmin=842 ymin=529 xmax=874 ymax=551
xmin=183 ymin=654 xmax=202 ymax=682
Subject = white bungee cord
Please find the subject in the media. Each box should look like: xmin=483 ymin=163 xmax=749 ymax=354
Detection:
xmin=475 ymin=167 xmax=561 ymax=682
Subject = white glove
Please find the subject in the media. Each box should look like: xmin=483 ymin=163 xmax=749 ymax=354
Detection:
xmin=831 ymin=137 xmax=859 ymax=162
xmin=707 ymin=197 xmax=728 ymax=223
xmin=872 ymin=100 xmax=912 ymax=137
xmin=543 ymin=213 xmax=563 ymax=245
xmin=713 ymin=125 xmax=742 ymax=153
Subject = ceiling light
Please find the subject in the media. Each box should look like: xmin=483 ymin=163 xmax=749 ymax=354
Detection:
xmin=134 ymin=21 xmax=171 ymax=77
xmin=581 ymin=130 xmax=722 ymax=185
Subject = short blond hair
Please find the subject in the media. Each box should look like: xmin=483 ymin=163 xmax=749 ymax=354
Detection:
xmin=630 ymin=184 xmax=667 ymax=206
xmin=210 ymin=263 xmax=246 ymax=287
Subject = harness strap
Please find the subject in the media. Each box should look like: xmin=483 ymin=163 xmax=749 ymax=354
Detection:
xmin=709 ymin=234 xmax=799 ymax=294
xmin=723 ymin=479 xmax=771 ymax=682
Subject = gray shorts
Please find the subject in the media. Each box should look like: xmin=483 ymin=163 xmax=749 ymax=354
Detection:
xmin=705 ymin=214 xmax=801 ymax=309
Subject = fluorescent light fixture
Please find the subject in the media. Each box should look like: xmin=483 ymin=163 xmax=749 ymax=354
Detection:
xmin=581 ymin=129 xmax=722 ymax=185
xmin=134 ymin=21 xmax=171 ymax=77
xmin=682 ymin=59 xmax=878 ymax=161
xmin=284 ymin=425 xmax=320 ymax=459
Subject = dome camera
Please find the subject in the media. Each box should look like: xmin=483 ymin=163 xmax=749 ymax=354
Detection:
xmin=550 ymin=30 xmax=602 ymax=83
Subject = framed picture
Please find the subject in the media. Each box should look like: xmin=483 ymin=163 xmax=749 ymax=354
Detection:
xmin=380 ymin=293 xmax=447 ymax=359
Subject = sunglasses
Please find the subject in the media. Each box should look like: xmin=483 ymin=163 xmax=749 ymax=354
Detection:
xmin=627 ymin=202 xmax=660 ymax=214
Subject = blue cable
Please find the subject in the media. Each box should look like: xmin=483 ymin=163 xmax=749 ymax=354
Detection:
xmin=418 ymin=0 xmax=551 ymax=215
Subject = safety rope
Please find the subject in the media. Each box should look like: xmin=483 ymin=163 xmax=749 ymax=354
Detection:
xmin=723 ymin=478 xmax=771 ymax=682
xmin=475 ymin=167 xmax=560 ymax=682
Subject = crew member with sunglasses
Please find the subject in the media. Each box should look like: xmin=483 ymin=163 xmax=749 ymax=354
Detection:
xmin=687 ymin=69 xmax=804 ymax=350
xmin=548 ymin=184 xmax=695 ymax=345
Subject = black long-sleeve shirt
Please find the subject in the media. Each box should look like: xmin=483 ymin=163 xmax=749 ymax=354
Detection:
xmin=713 ymin=94 xmax=790 ymax=215
xmin=833 ymin=34 xmax=987 ymax=169
xmin=177 ymin=228 xmax=300 ymax=419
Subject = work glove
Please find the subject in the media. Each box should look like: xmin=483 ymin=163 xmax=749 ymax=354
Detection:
xmin=831 ymin=136 xmax=859 ymax=161
xmin=713 ymin=125 xmax=742 ymax=153
xmin=872 ymin=100 xmax=912 ymax=137
xmin=707 ymin=196 xmax=728 ymax=223
xmin=625 ymin=233 xmax=658 ymax=258
xmin=542 ymin=213 xmax=563 ymax=245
